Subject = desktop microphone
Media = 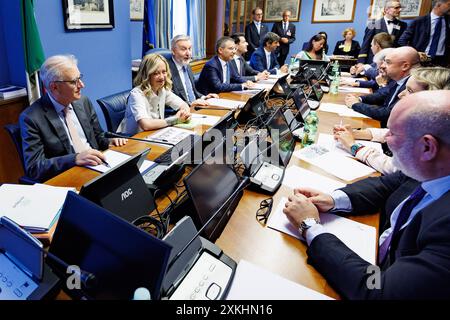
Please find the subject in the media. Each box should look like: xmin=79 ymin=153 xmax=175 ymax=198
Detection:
xmin=193 ymin=106 xmax=235 ymax=111
xmin=167 ymin=177 xmax=250 ymax=271
xmin=104 ymin=131 xmax=176 ymax=147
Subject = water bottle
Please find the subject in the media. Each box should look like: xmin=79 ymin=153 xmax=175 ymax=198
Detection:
xmin=289 ymin=56 xmax=297 ymax=75
xmin=302 ymin=111 xmax=319 ymax=146
xmin=330 ymin=61 xmax=340 ymax=95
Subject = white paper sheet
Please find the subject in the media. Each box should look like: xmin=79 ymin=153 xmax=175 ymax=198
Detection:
xmin=319 ymin=102 xmax=371 ymax=119
xmin=86 ymin=150 xmax=155 ymax=174
xmin=317 ymin=134 xmax=384 ymax=158
xmin=257 ymin=79 xmax=278 ymax=85
xmin=190 ymin=114 xmax=221 ymax=126
xmin=252 ymin=83 xmax=275 ymax=90
xmin=206 ymin=98 xmax=245 ymax=109
xmin=226 ymin=260 xmax=334 ymax=300
xmin=294 ymin=145 xmax=376 ymax=181
xmin=282 ymin=166 xmax=345 ymax=193
xmin=338 ymin=86 xmax=372 ymax=94
xmin=147 ymin=127 xmax=196 ymax=145
xmin=231 ymin=89 xmax=261 ymax=95
xmin=268 ymin=197 xmax=377 ymax=264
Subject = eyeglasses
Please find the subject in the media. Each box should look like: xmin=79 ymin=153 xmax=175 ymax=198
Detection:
xmin=256 ymin=197 xmax=273 ymax=225
xmin=54 ymin=74 xmax=84 ymax=86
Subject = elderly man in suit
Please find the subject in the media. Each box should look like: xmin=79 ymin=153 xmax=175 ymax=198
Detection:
xmin=197 ymin=37 xmax=255 ymax=95
xmin=357 ymin=0 xmax=406 ymax=65
xmin=284 ymin=90 xmax=450 ymax=299
xmin=167 ymin=35 xmax=218 ymax=107
xmin=249 ymin=32 xmax=289 ymax=75
xmin=398 ymin=0 xmax=450 ymax=67
xmin=244 ymin=7 xmax=268 ymax=60
xmin=271 ymin=9 xmax=296 ymax=66
xmin=345 ymin=46 xmax=420 ymax=127
xmin=19 ymin=55 xmax=127 ymax=182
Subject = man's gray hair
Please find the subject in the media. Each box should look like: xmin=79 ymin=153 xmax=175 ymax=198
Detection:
xmin=171 ymin=34 xmax=191 ymax=49
xmin=373 ymin=48 xmax=394 ymax=64
xmin=215 ymin=36 xmax=234 ymax=53
xmin=384 ymin=0 xmax=400 ymax=9
xmin=40 ymin=54 xmax=78 ymax=89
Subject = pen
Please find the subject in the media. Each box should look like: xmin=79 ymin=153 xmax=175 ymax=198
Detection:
xmin=103 ymin=160 xmax=111 ymax=168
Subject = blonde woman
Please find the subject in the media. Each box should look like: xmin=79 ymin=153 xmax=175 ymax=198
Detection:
xmin=333 ymin=27 xmax=361 ymax=58
xmin=334 ymin=67 xmax=450 ymax=175
xmin=118 ymin=54 xmax=191 ymax=135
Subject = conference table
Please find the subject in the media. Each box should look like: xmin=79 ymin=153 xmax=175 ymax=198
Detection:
xmin=45 ymin=86 xmax=381 ymax=300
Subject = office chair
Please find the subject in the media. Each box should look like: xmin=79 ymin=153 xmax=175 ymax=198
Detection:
xmin=4 ymin=123 xmax=37 ymax=184
xmin=144 ymin=48 xmax=172 ymax=61
xmin=96 ymin=90 xmax=131 ymax=133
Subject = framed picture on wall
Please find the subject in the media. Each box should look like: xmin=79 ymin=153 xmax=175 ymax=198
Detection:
xmin=312 ymin=0 xmax=356 ymax=23
xmin=63 ymin=0 xmax=115 ymax=30
xmin=130 ymin=0 xmax=144 ymax=21
xmin=369 ymin=0 xmax=428 ymax=20
xmin=263 ymin=0 xmax=302 ymax=22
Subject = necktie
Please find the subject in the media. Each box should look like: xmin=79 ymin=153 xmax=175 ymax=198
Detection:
xmin=387 ymin=20 xmax=396 ymax=24
xmin=64 ymin=107 xmax=86 ymax=153
xmin=387 ymin=82 xmax=402 ymax=108
xmin=182 ymin=65 xmax=196 ymax=103
xmin=378 ymin=186 xmax=426 ymax=264
xmin=225 ymin=62 xmax=231 ymax=84
xmin=429 ymin=17 xmax=443 ymax=57
xmin=283 ymin=22 xmax=287 ymax=33
xmin=239 ymin=56 xmax=245 ymax=76
xmin=256 ymin=22 xmax=260 ymax=34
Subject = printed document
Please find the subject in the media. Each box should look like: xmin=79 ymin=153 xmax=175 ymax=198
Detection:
xmin=319 ymin=102 xmax=371 ymax=119
xmin=338 ymin=86 xmax=372 ymax=94
xmin=147 ymin=127 xmax=196 ymax=145
xmin=206 ymin=98 xmax=245 ymax=109
xmin=317 ymin=134 xmax=383 ymax=157
xmin=282 ymin=166 xmax=345 ymax=193
xmin=86 ymin=150 xmax=155 ymax=174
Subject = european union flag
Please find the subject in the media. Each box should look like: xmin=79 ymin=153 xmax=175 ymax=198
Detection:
xmin=142 ymin=0 xmax=156 ymax=57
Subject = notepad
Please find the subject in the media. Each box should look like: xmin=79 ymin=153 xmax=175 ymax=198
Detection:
xmin=317 ymin=134 xmax=383 ymax=158
xmin=226 ymin=259 xmax=334 ymax=300
xmin=268 ymin=197 xmax=376 ymax=264
xmin=282 ymin=166 xmax=345 ymax=193
xmin=206 ymin=98 xmax=245 ymax=109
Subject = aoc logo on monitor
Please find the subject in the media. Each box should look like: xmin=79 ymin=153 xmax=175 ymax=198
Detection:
xmin=121 ymin=188 xmax=133 ymax=201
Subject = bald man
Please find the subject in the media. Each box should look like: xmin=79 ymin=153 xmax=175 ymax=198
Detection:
xmin=346 ymin=46 xmax=420 ymax=126
xmin=283 ymin=90 xmax=450 ymax=299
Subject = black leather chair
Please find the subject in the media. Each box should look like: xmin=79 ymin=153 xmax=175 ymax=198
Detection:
xmin=4 ymin=123 xmax=37 ymax=184
xmin=96 ymin=90 xmax=130 ymax=133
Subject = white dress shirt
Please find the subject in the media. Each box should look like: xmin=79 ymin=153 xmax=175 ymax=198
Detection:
xmin=218 ymin=57 xmax=228 ymax=83
xmin=426 ymin=12 xmax=447 ymax=56
xmin=172 ymin=58 xmax=189 ymax=98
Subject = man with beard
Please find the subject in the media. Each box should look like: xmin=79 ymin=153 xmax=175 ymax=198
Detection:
xmin=283 ymin=90 xmax=450 ymax=299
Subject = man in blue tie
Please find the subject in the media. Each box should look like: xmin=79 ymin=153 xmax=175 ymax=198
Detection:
xmin=244 ymin=7 xmax=268 ymax=60
xmin=167 ymin=35 xmax=219 ymax=107
xmin=398 ymin=0 xmax=450 ymax=67
xmin=271 ymin=10 xmax=296 ymax=66
xmin=283 ymin=90 xmax=450 ymax=299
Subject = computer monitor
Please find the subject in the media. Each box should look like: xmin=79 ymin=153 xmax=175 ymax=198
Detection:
xmin=265 ymin=108 xmax=295 ymax=167
xmin=49 ymin=192 xmax=172 ymax=300
xmin=236 ymin=89 xmax=267 ymax=124
xmin=298 ymin=59 xmax=330 ymax=79
xmin=183 ymin=142 xmax=243 ymax=242
xmin=269 ymin=74 xmax=291 ymax=97
xmin=79 ymin=148 xmax=156 ymax=223
xmin=292 ymin=87 xmax=312 ymax=121
xmin=309 ymin=79 xmax=324 ymax=102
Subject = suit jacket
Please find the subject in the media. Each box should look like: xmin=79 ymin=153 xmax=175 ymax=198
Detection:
xmin=307 ymin=171 xmax=450 ymax=299
xmin=19 ymin=94 xmax=109 ymax=182
xmin=353 ymin=79 xmax=405 ymax=127
xmin=245 ymin=21 xmax=268 ymax=59
xmin=271 ymin=21 xmax=296 ymax=55
xmin=333 ymin=40 xmax=361 ymax=58
xmin=196 ymin=56 xmax=246 ymax=95
xmin=229 ymin=57 xmax=259 ymax=81
xmin=398 ymin=14 xmax=450 ymax=56
xmin=249 ymin=47 xmax=280 ymax=74
xmin=167 ymin=57 xmax=203 ymax=102
xmin=358 ymin=18 xmax=407 ymax=64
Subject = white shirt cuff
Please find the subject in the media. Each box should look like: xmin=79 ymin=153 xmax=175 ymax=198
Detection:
xmin=305 ymin=224 xmax=328 ymax=246
xmin=330 ymin=190 xmax=353 ymax=212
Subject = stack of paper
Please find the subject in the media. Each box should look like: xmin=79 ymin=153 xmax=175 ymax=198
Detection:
xmin=319 ymin=102 xmax=371 ymax=119
xmin=294 ymin=144 xmax=376 ymax=181
xmin=206 ymin=98 xmax=245 ymax=109
xmin=0 ymin=85 xmax=27 ymax=100
xmin=282 ymin=166 xmax=346 ymax=192
xmin=226 ymin=260 xmax=334 ymax=300
xmin=147 ymin=127 xmax=196 ymax=145
xmin=252 ymin=83 xmax=275 ymax=90
xmin=0 ymin=184 xmax=75 ymax=232
xmin=268 ymin=197 xmax=376 ymax=264
xmin=317 ymin=134 xmax=383 ymax=158
xmin=338 ymin=86 xmax=372 ymax=94
xmin=86 ymin=150 xmax=155 ymax=174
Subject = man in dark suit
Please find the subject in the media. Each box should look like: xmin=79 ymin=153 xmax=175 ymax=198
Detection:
xmin=357 ymin=1 xmax=406 ymax=65
xmin=197 ymin=37 xmax=255 ymax=95
xmin=398 ymin=0 xmax=450 ymax=67
xmin=19 ymin=55 xmax=127 ymax=182
xmin=271 ymin=10 xmax=296 ymax=66
xmin=230 ymin=33 xmax=270 ymax=82
xmin=244 ymin=7 xmax=268 ymax=60
xmin=283 ymin=90 xmax=450 ymax=299
xmin=346 ymin=46 xmax=420 ymax=127
xmin=168 ymin=35 xmax=218 ymax=107
xmin=249 ymin=32 xmax=289 ymax=75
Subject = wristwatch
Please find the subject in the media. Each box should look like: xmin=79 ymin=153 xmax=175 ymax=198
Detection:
xmin=350 ymin=143 xmax=364 ymax=156
xmin=298 ymin=217 xmax=321 ymax=238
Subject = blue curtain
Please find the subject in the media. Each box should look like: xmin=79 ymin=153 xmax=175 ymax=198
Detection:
xmin=142 ymin=0 xmax=157 ymax=56
xmin=155 ymin=0 xmax=173 ymax=49
xmin=186 ymin=0 xmax=206 ymax=60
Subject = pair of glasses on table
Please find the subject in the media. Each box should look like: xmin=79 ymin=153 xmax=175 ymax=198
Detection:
xmin=256 ymin=197 xmax=273 ymax=225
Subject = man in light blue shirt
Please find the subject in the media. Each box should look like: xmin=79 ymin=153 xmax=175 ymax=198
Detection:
xmin=283 ymin=90 xmax=450 ymax=299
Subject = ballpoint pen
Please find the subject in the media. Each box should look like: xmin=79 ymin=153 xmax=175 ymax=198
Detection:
xmin=103 ymin=160 xmax=111 ymax=168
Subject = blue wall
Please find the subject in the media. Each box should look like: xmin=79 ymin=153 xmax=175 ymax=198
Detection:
xmin=0 ymin=3 xmax=10 ymax=86
xmin=131 ymin=20 xmax=143 ymax=60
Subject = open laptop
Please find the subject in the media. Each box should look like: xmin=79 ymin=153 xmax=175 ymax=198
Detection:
xmin=236 ymin=89 xmax=267 ymax=125
xmin=79 ymin=148 xmax=156 ymax=223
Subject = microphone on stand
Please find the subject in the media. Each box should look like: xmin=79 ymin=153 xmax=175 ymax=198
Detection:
xmin=104 ymin=132 xmax=176 ymax=147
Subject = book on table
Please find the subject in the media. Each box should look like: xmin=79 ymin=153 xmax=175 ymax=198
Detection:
xmin=0 ymin=85 xmax=27 ymax=100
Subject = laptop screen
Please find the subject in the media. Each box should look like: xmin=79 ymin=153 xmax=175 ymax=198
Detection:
xmin=79 ymin=148 xmax=156 ymax=223
xmin=49 ymin=192 xmax=172 ymax=300
xmin=292 ymin=88 xmax=311 ymax=121
xmin=266 ymin=108 xmax=295 ymax=166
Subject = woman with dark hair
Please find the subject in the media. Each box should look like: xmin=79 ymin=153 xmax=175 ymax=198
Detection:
xmin=318 ymin=31 xmax=329 ymax=54
xmin=296 ymin=34 xmax=330 ymax=61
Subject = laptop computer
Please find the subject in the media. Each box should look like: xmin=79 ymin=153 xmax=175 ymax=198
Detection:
xmin=236 ymin=89 xmax=268 ymax=125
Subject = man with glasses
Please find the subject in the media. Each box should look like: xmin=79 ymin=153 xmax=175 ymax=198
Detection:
xmin=245 ymin=7 xmax=268 ymax=60
xmin=271 ymin=10 xmax=296 ymax=66
xmin=399 ymin=0 xmax=450 ymax=67
xmin=19 ymin=54 xmax=127 ymax=182
xmin=357 ymin=1 xmax=407 ymax=65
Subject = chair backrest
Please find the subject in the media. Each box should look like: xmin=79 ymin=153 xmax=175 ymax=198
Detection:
xmin=4 ymin=123 xmax=25 ymax=171
xmin=96 ymin=90 xmax=130 ymax=133
xmin=144 ymin=48 xmax=172 ymax=61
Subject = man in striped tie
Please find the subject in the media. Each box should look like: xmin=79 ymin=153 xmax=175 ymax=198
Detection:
xmin=283 ymin=90 xmax=450 ymax=299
